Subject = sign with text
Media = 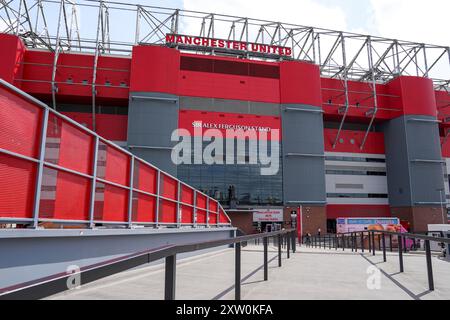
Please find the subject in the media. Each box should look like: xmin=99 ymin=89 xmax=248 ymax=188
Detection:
xmin=253 ymin=209 xmax=284 ymax=222
xmin=166 ymin=34 xmax=292 ymax=58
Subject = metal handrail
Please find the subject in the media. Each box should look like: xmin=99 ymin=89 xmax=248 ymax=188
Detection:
xmin=304 ymin=230 xmax=450 ymax=292
xmin=0 ymin=229 xmax=297 ymax=300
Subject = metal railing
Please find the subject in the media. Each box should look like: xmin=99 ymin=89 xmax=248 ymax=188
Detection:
xmin=0 ymin=78 xmax=231 ymax=229
xmin=304 ymin=230 xmax=450 ymax=292
xmin=0 ymin=229 xmax=297 ymax=300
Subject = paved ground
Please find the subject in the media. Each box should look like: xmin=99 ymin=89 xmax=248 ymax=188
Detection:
xmin=47 ymin=244 xmax=450 ymax=300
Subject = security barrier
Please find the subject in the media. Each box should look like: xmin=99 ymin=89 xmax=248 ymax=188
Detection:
xmin=0 ymin=78 xmax=231 ymax=228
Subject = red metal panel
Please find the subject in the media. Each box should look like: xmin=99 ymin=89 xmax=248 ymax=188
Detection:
xmin=46 ymin=115 xmax=94 ymax=174
xmin=197 ymin=209 xmax=207 ymax=224
xmin=96 ymin=183 xmax=129 ymax=222
xmin=181 ymin=185 xmax=194 ymax=224
xmin=130 ymin=45 xmax=180 ymax=94
xmin=209 ymin=212 xmax=218 ymax=225
xmin=0 ymin=86 xmax=42 ymax=158
xmin=0 ymin=154 xmax=36 ymax=218
xmin=279 ymin=60 xmax=321 ymax=106
xmin=61 ymin=112 xmax=128 ymax=142
xmin=132 ymin=192 xmax=156 ymax=223
xmin=387 ymin=76 xmax=437 ymax=117
xmin=104 ymin=144 xmax=130 ymax=186
xmin=40 ymin=167 xmax=91 ymax=221
xmin=0 ymin=34 xmax=25 ymax=85
xmin=160 ymin=200 xmax=177 ymax=224
xmin=219 ymin=208 xmax=230 ymax=224
xmin=209 ymin=200 xmax=218 ymax=214
xmin=181 ymin=205 xmax=194 ymax=224
xmin=324 ymin=129 xmax=385 ymax=154
xmin=327 ymin=205 xmax=391 ymax=219
xmin=196 ymin=193 xmax=207 ymax=225
xmin=134 ymin=160 xmax=157 ymax=194
xmin=162 ymin=174 xmax=178 ymax=200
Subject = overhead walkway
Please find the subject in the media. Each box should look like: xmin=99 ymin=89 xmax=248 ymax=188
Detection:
xmin=0 ymin=78 xmax=233 ymax=292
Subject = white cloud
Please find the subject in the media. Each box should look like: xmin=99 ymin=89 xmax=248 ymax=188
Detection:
xmin=369 ymin=0 xmax=450 ymax=46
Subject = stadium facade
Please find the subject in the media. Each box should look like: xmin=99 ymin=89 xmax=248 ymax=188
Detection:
xmin=1 ymin=0 xmax=450 ymax=235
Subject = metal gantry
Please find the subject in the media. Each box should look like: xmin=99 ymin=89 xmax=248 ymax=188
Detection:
xmin=1 ymin=0 xmax=450 ymax=148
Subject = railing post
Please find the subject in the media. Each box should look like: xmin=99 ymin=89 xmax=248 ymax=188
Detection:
xmin=155 ymin=171 xmax=161 ymax=228
xmin=292 ymin=231 xmax=296 ymax=253
xmin=403 ymin=236 xmax=407 ymax=253
xmin=382 ymin=233 xmax=386 ymax=262
xmin=164 ymin=255 xmax=176 ymax=300
xmin=372 ymin=232 xmax=376 ymax=256
xmin=342 ymin=234 xmax=345 ymax=251
xmin=351 ymin=233 xmax=354 ymax=252
xmin=424 ymin=240 xmax=434 ymax=291
xmin=127 ymin=156 xmax=135 ymax=229
xmin=89 ymin=136 xmax=99 ymax=229
xmin=398 ymin=235 xmax=404 ymax=273
xmin=263 ymin=237 xmax=268 ymax=281
xmin=354 ymin=233 xmax=358 ymax=253
xmin=287 ymin=233 xmax=291 ymax=259
xmin=329 ymin=235 xmax=332 ymax=250
xmin=361 ymin=232 xmax=365 ymax=252
xmin=235 ymin=242 xmax=241 ymax=300
xmin=278 ymin=234 xmax=282 ymax=267
xmin=378 ymin=234 xmax=381 ymax=252
xmin=368 ymin=231 xmax=372 ymax=253
xmin=32 ymin=108 xmax=49 ymax=229
xmin=389 ymin=234 xmax=393 ymax=252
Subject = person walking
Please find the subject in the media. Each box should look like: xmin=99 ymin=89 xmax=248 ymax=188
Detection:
xmin=317 ymin=228 xmax=321 ymax=237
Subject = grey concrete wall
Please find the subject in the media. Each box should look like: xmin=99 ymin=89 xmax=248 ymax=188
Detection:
xmin=383 ymin=115 xmax=445 ymax=207
xmin=281 ymin=104 xmax=326 ymax=205
xmin=127 ymin=92 xmax=180 ymax=175
xmin=0 ymin=227 xmax=235 ymax=290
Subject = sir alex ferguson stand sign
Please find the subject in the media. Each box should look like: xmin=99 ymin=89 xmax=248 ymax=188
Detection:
xmin=166 ymin=34 xmax=292 ymax=58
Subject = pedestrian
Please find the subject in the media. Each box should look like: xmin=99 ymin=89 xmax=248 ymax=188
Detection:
xmin=318 ymin=228 xmax=321 ymax=237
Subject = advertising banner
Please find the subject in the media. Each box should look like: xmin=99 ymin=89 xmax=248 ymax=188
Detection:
xmin=337 ymin=217 xmax=401 ymax=234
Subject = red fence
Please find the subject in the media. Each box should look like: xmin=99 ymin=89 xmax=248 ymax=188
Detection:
xmin=0 ymin=78 xmax=231 ymax=228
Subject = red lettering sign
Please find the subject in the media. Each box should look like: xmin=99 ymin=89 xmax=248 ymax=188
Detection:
xmin=166 ymin=33 xmax=292 ymax=58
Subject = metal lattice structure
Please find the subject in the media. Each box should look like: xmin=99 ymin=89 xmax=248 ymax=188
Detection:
xmin=1 ymin=0 xmax=450 ymax=149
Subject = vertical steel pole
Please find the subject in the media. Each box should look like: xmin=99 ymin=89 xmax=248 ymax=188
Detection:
xmin=263 ymin=237 xmax=268 ymax=281
xmin=127 ymin=156 xmax=135 ymax=228
xmin=287 ymin=233 xmax=290 ymax=259
xmin=382 ymin=234 xmax=386 ymax=262
xmin=32 ymin=108 xmax=49 ymax=229
xmin=342 ymin=234 xmax=345 ymax=251
xmin=89 ymin=136 xmax=99 ymax=228
xmin=235 ymin=242 xmax=241 ymax=300
xmin=389 ymin=234 xmax=393 ymax=252
xmin=278 ymin=234 xmax=282 ymax=267
xmin=164 ymin=255 xmax=176 ymax=300
xmin=354 ymin=233 xmax=358 ymax=253
xmin=361 ymin=232 xmax=365 ymax=253
xmin=292 ymin=231 xmax=296 ymax=253
xmin=372 ymin=232 xmax=376 ymax=256
xmin=155 ymin=170 xmax=161 ymax=227
xmin=403 ymin=236 xmax=407 ymax=253
xmin=398 ymin=235 xmax=404 ymax=273
xmin=368 ymin=231 xmax=372 ymax=253
xmin=425 ymin=240 xmax=434 ymax=291
xmin=176 ymin=181 xmax=181 ymax=228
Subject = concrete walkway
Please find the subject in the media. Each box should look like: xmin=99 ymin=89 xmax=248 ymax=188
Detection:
xmin=47 ymin=245 xmax=450 ymax=300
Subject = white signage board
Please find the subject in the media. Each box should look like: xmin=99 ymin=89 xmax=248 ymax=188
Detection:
xmin=253 ymin=209 xmax=284 ymax=222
